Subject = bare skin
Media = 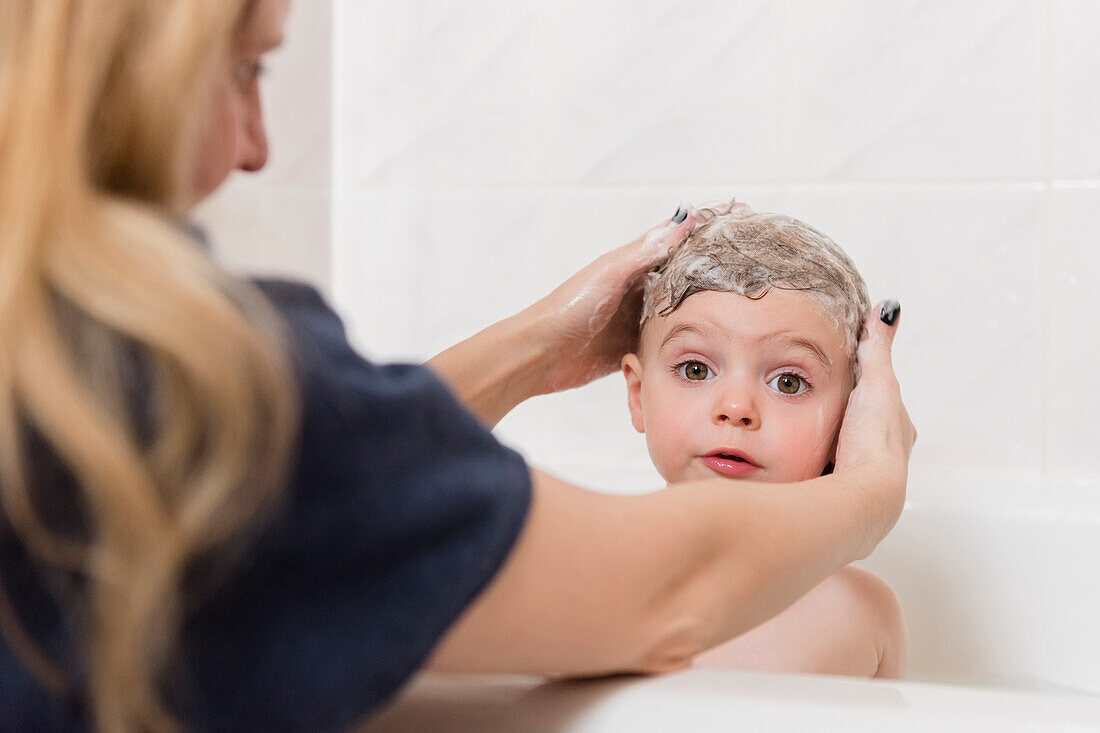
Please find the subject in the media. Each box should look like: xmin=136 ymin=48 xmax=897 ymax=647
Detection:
xmin=695 ymin=565 xmax=907 ymax=678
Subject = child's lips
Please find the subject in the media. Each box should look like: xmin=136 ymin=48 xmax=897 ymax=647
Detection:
xmin=701 ymin=450 xmax=762 ymax=477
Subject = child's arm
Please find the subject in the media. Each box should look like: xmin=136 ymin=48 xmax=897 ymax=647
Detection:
xmin=694 ymin=566 xmax=908 ymax=679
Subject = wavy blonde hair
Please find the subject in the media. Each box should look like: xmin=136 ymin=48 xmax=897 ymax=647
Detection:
xmin=0 ymin=1 xmax=298 ymax=730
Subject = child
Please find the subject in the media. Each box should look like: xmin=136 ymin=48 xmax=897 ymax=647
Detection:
xmin=621 ymin=202 xmax=907 ymax=678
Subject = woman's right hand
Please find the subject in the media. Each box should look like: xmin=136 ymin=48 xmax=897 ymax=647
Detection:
xmin=518 ymin=206 xmax=698 ymax=396
xmin=832 ymin=301 xmax=917 ymax=544
xmin=429 ymin=206 xmax=697 ymax=427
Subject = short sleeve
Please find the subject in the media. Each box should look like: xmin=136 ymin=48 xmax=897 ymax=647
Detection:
xmin=174 ymin=280 xmax=532 ymax=731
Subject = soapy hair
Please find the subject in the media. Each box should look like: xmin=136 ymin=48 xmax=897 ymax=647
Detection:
xmin=642 ymin=202 xmax=870 ymax=370
xmin=0 ymin=1 xmax=297 ymax=730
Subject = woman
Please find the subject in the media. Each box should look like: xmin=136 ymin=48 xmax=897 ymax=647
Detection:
xmin=0 ymin=0 xmax=915 ymax=730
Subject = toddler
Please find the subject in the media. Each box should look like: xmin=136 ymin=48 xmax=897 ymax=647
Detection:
xmin=621 ymin=202 xmax=907 ymax=678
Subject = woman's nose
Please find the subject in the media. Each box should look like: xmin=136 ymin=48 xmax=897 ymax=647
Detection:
xmin=237 ymin=102 xmax=269 ymax=173
xmin=712 ymin=382 xmax=760 ymax=428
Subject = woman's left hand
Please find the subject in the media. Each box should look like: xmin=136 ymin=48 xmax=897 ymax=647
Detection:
xmin=520 ymin=205 xmax=698 ymax=395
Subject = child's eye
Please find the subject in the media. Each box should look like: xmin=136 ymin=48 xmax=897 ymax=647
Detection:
xmin=676 ymin=361 xmax=713 ymax=381
xmin=768 ymin=373 xmax=808 ymax=395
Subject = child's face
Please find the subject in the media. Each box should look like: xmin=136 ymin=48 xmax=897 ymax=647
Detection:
xmin=622 ymin=289 xmax=853 ymax=484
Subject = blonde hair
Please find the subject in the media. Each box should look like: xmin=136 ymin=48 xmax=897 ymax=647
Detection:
xmin=642 ymin=202 xmax=871 ymax=368
xmin=0 ymin=1 xmax=298 ymax=730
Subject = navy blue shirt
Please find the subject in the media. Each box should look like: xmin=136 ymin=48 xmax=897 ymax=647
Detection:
xmin=0 ymin=280 xmax=532 ymax=731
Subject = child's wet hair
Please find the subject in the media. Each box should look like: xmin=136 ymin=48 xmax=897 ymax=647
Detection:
xmin=641 ymin=201 xmax=871 ymax=374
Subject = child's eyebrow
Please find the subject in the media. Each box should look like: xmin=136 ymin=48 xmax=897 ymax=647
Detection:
xmin=658 ymin=322 xmax=714 ymax=351
xmin=767 ymin=334 xmax=833 ymax=372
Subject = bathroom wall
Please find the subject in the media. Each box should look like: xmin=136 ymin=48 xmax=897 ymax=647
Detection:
xmin=213 ymin=0 xmax=1100 ymax=495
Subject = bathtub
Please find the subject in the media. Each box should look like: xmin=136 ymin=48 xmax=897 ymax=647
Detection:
xmin=363 ymin=479 xmax=1100 ymax=731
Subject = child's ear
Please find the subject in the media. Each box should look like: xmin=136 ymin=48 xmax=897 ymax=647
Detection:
xmin=621 ymin=353 xmax=646 ymax=434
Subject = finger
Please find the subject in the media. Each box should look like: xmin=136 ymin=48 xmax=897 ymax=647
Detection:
xmin=595 ymin=204 xmax=698 ymax=299
xmin=661 ymin=202 xmax=698 ymax=252
xmin=634 ymin=203 xmax=698 ymax=266
xmin=857 ymin=300 xmax=901 ymax=383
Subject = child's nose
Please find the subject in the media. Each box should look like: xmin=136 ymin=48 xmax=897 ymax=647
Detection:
xmin=712 ymin=383 xmax=760 ymax=429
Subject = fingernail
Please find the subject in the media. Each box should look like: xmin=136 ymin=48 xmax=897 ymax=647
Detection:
xmin=880 ymin=300 xmax=901 ymax=326
xmin=671 ymin=203 xmax=688 ymax=224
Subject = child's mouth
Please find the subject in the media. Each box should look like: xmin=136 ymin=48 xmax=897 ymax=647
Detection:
xmin=701 ymin=451 xmax=761 ymax=477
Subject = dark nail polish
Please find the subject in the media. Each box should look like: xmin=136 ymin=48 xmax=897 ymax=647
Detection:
xmin=880 ymin=300 xmax=900 ymax=326
xmin=672 ymin=205 xmax=688 ymax=224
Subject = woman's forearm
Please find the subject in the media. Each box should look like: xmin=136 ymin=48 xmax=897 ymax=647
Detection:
xmin=427 ymin=312 xmax=550 ymax=428
xmin=427 ymin=462 xmax=905 ymax=676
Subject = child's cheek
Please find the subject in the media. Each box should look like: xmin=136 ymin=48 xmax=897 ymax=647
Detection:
xmin=772 ymin=414 xmax=832 ymax=482
xmin=643 ymin=393 xmax=697 ymax=482
xmin=645 ymin=419 xmax=687 ymax=481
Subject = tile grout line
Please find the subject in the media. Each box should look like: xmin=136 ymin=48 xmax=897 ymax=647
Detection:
xmin=1040 ymin=0 xmax=1056 ymax=482
xmin=332 ymin=180 xmax=1092 ymax=196
xmin=775 ymin=0 xmax=786 ymax=201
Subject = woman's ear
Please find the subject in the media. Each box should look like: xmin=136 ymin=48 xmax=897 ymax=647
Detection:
xmin=621 ymin=353 xmax=646 ymax=434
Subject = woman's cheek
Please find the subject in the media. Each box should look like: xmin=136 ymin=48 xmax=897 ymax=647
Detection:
xmin=191 ymin=80 xmax=239 ymax=201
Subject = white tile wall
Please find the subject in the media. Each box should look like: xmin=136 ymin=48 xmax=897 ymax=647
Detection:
xmin=209 ymin=0 xmax=1100 ymax=491
xmin=335 ymin=1 xmax=781 ymax=186
xmin=1053 ymin=0 xmax=1100 ymax=179
xmin=779 ymin=0 xmax=1048 ymax=181
xmin=1047 ymin=184 xmax=1100 ymax=485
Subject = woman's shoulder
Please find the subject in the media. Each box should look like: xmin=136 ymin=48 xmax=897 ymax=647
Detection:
xmin=250 ymin=277 xmax=346 ymax=351
xmin=177 ymin=277 xmax=532 ymax=729
xmin=247 ymin=277 xmax=529 ymax=500
xmin=247 ymin=277 xmax=442 ymax=416
xmin=250 ymin=277 xmax=329 ymax=312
